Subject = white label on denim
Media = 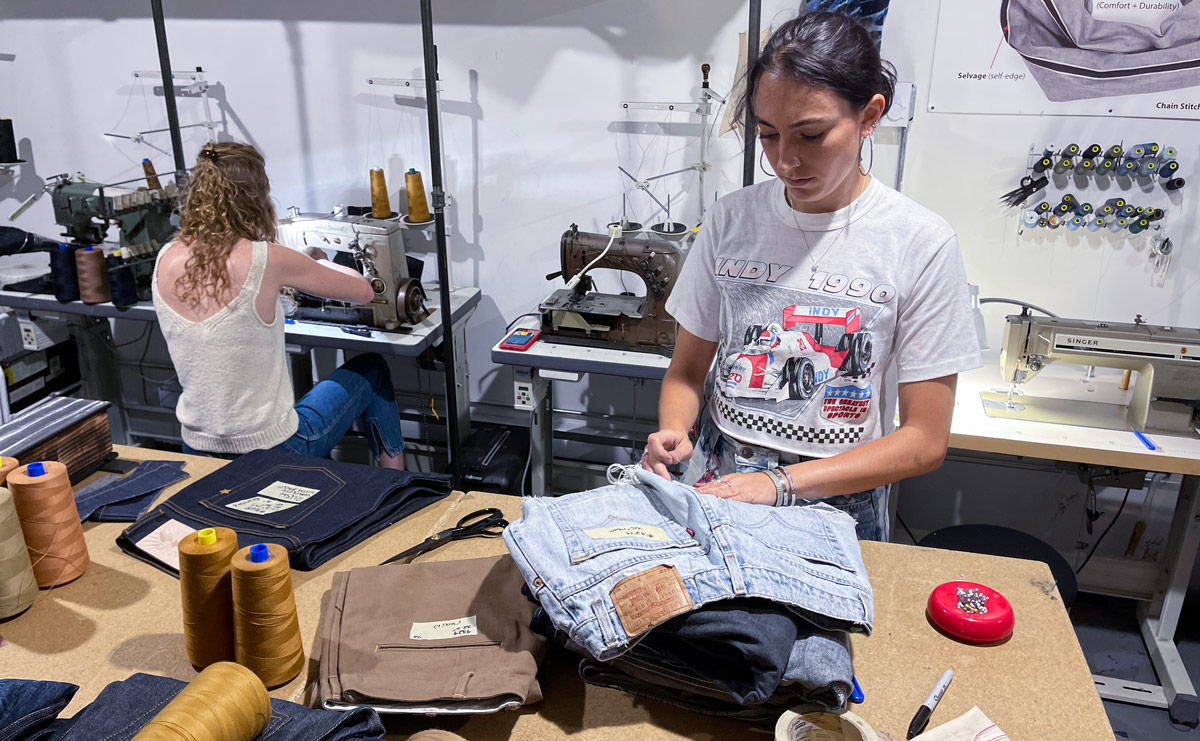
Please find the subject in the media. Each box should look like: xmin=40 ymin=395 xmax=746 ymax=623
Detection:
xmin=226 ymin=496 xmax=296 ymax=515
xmin=1090 ymin=0 xmax=1180 ymax=31
xmin=584 ymin=524 xmax=669 ymax=541
xmin=257 ymin=481 xmax=321 ymax=503
xmin=409 ymin=615 xmax=478 ymax=640
xmin=134 ymin=519 xmax=197 ymax=571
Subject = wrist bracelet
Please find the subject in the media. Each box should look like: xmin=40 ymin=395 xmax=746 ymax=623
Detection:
xmin=762 ymin=469 xmax=786 ymax=507
xmin=776 ymin=466 xmax=796 ymax=506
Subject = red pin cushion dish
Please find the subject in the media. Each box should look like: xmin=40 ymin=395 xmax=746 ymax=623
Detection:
xmin=927 ymin=581 xmax=1014 ymax=644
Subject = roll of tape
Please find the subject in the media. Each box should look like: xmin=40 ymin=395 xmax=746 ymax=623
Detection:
xmin=775 ymin=709 xmax=879 ymax=741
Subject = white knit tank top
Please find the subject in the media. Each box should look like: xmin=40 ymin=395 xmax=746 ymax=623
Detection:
xmin=152 ymin=240 xmax=298 ymax=454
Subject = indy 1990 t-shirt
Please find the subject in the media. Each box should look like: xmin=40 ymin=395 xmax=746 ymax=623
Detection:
xmin=666 ymin=176 xmax=981 ymax=458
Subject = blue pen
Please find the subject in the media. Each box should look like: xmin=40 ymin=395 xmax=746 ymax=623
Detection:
xmin=1132 ymin=429 xmax=1156 ymax=451
xmin=851 ymin=676 xmax=865 ymax=703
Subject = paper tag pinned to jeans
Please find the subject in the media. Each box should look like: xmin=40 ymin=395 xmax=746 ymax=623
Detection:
xmin=226 ymin=496 xmax=296 ymax=515
xmin=133 ymin=518 xmax=196 ymax=571
xmin=610 ymin=564 xmax=693 ymax=637
xmin=257 ymin=481 xmax=320 ymax=503
xmin=409 ymin=615 xmax=478 ymax=640
xmin=584 ymin=524 xmax=669 ymax=541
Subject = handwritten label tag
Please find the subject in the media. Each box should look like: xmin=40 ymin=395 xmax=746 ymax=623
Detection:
xmin=610 ymin=564 xmax=693 ymax=637
xmin=258 ymin=481 xmax=320 ymax=503
xmin=584 ymin=524 xmax=669 ymax=541
xmin=409 ymin=615 xmax=478 ymax=640
xmin=226 ymin=496 xmax=296 ymax=515
xmin=133 ymin=519 xmax=196 ymax=571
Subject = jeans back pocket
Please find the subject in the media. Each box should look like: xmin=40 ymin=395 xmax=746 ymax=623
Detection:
xmin=547 ymin=488 xmax=698 ymax=564
xmin=200 ymin=463 xmax=345 ymax=528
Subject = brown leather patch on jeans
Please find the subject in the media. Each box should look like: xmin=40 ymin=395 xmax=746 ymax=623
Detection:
xmin=610 ymin=564 xmax=693 ymax=637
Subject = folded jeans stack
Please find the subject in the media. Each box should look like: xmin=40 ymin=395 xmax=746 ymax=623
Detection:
xmin=0 ymin=673 xmax=386 ymax=740
xmin=117 ymin=449 xmax=451 ymax=574
xmin=503 ymin=465 xmax=873 ymax=721
xmin=317 ymin=554 xmax=548 ymax=715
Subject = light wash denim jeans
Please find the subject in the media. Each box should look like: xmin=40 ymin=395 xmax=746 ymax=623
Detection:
xmin=503 ymin=465 xmax=872 ymax=662
xmin=683 ymin=416 xmax=889 ymax=542
xmin=184 ymin=352 xmax=405 ymax=460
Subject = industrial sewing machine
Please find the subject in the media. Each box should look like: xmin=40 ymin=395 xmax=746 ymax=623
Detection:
xmin=538 ymin=224 xmax=682 ymax=354
xmin=48 ymin=172 xmax=180 ymax=255
xmin=275 ymin=208 xmax=429 ymax=332
xmin=988 ymin=311 xmax=1200 ymax=435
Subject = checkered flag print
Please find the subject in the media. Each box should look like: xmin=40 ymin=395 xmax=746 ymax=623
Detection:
xmin=715 ymin=396 xmax=863 ymax=445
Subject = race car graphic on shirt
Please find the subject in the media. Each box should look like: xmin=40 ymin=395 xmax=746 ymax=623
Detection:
xmin=722 ymin=305 xmax=873 ymax=403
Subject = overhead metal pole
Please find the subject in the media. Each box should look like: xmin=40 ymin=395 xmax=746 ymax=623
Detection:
xmin=420 ymin=0 xmax=464 ymax=488
xmin=742 ymin=0 xmax=762 ymax=187
xmin=149 ymin=0 xmax=186 ymax=176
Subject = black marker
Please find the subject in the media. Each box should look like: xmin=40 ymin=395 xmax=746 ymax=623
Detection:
xmin=906 ymin=669 xmax=953 ymax=739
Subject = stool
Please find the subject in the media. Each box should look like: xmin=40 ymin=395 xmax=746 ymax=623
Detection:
xmin=917 ymin=524 xmax=1078 ymax=610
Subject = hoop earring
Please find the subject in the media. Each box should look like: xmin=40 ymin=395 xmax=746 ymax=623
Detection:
xmin=859 ymin=133 xmax=875 ymax=176
xmin=759 ymin=149 xmax=776 ymax=178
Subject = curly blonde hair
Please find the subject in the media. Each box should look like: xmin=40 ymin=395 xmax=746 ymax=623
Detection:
xmin=174 ymin=142 xmax=276 ymax=307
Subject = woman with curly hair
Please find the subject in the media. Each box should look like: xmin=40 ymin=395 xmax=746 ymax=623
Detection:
xmin=152 ymin=142 xmax=407 ymax=468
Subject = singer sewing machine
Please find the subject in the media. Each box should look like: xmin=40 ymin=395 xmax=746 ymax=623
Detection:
xmin=48 ymin=173 xmax=180 ymax=255
xmin=538 ymin=224 xmax=681 ymax=354
xmin=986 ymin=312 xmax=1200 ymax=435
xmin=275 ymin=208 xmax=429 ymax=332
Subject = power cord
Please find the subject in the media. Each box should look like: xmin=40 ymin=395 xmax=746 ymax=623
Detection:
xmin=565 ymin=224 xmax=622 ymax=290
xmin=896 ymin=512 xmax=920 ymax=545
xmin=1075 ymin=487 xmax=1131 ymax=575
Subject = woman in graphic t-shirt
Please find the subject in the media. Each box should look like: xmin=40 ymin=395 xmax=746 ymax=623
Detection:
xmin=641 ymin=13 xmax=981 ymax=540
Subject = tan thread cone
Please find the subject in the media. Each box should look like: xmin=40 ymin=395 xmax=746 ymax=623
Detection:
xmin=75 ymin=248 xmax=112 ymax=304
xmin=0 ymin=487 xmax=37 ymax=618
xmin=370 ymin=168 xmax=391 ymax=218
xmin=231 ymin=543 xmax=304 ymax=688
xmin=405 ymin=169 xmax=431 ymax=222
xmin=8 ymin=461 xmax=89 ymax=587
xmin=178 ymin=526 xmax=239 ymax=669
xmin=132 ymin=661 xmax=271 ymax=741
xmin=0 ymin=457 xmax=20 ymax=485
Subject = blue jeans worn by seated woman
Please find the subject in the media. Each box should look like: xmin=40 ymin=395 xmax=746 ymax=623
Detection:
xmin=682 ymin=416 xmax=889 ymax=542
xmin=183 ymin=353 xmax=405 ymax=462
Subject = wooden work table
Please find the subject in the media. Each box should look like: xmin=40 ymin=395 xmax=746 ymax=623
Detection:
xmin=1 ymin=445 xmax=1112 ymax=739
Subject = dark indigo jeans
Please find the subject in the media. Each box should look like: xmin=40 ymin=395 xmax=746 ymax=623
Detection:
xmin=637 ymin=597 xmax=800 ymax=705
xmin=73 ymin=461 xmax=189 ymax=522
xmin=118 ymin=448 xmax=451 ymax=574
xmin=0 ymin=674 xmax=386 ymax=740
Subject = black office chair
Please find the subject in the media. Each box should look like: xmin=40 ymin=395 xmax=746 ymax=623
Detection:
xmin=917 ymin=524 xmax=1078 ymax=610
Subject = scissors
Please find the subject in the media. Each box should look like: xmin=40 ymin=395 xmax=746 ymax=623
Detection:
xmin=379 ymin=507 xmax=509 ymax=565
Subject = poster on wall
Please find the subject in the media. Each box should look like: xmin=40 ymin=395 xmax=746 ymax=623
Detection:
xmin=929 ymin=0 xmax=1200 ymax=120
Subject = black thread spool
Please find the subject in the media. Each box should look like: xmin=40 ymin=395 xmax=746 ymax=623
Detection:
xmin=1165 ymin=178 xmax=1186 ymax=191
xmin=108 ymin=250 xmax=139 ymax=309
xmin=49 ymin=244 xmax=80 ymax=303
xmin=0 ymin=119 xmax=19 ymax=164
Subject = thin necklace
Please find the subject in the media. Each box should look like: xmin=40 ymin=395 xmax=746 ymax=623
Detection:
xmin=786 ymin=186 xmax=861 ymax=275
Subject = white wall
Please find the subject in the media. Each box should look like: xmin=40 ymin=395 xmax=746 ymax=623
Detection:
xmin=1 ymin=1 xmax=1196 ymax=574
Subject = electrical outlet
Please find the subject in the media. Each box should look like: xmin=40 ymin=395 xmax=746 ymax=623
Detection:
xmin=514 ymin=381 xmax=534 ymax=410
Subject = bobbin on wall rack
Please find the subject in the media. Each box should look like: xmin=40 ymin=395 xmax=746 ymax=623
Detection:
xmin=1006 ymin=140 xmax=1184 ymax=286
xmin=365 ymin=75 xmax=455 ymax=237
